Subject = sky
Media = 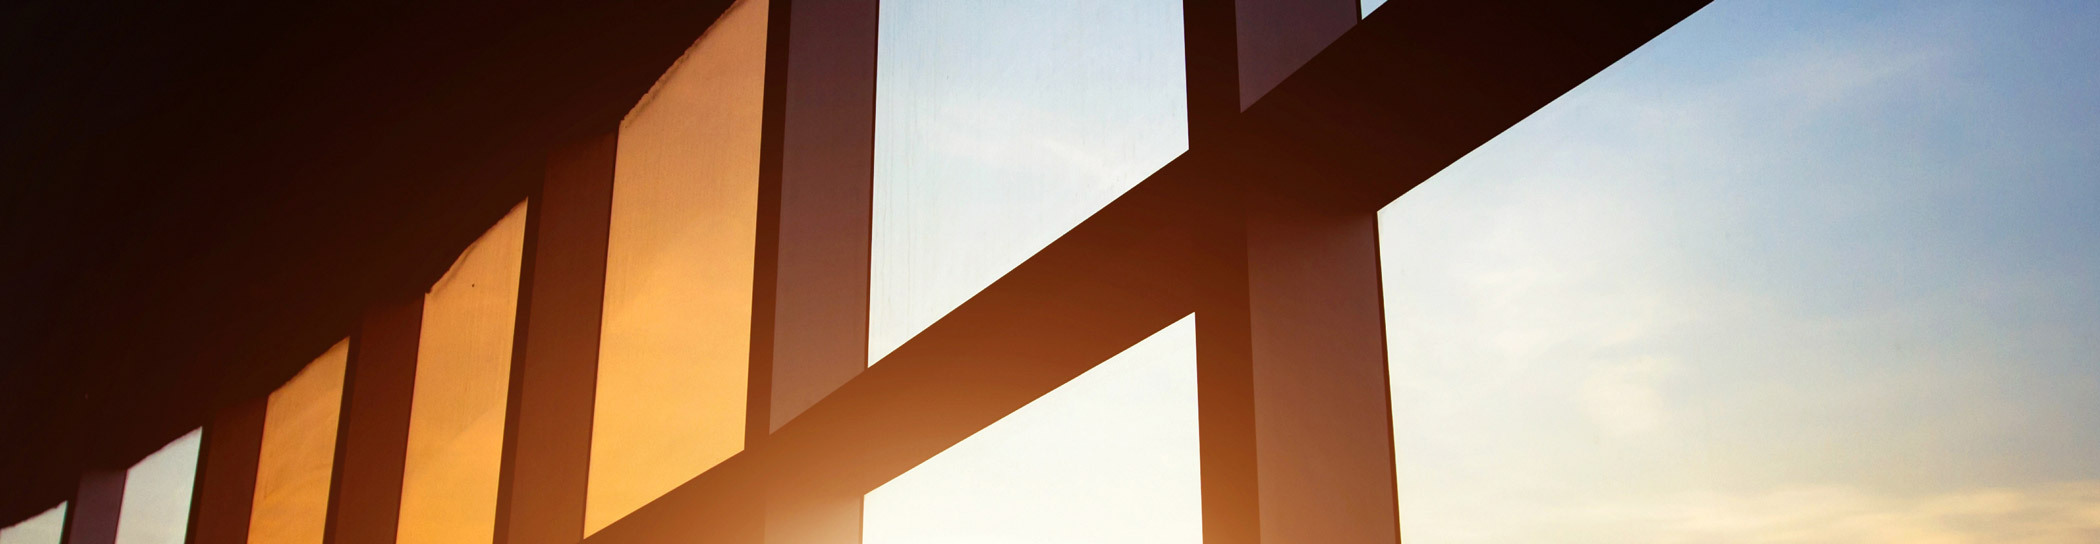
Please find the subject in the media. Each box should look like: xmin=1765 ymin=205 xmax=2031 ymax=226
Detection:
xmin=868 ymin=0 xmax=1189 ymax=366
xmin=863 ymin=4 xmax=1199 ymax=537
xmin=1378 ymin=1 xmax=2100 ymax=542
xmin=864 ymin=316 xmax=1202 ymax=544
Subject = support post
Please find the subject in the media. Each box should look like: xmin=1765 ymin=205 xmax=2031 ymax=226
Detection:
xmin=60 ymin=470 xmax=124 ymax=544
xmin=766 ymin=0 xmax=876 ymax=433
xmin=763 ymin=0 xmax=877 ymax=542
xmin=187 ymin=398 xmax=267 ymax=544
xmin=491 ymin=132 xmax=618 ymax=544
xmin=323 ymin=299 xmax=422 ymax=544
xmin=1234 ymin=0 xmax=1357 ymax=109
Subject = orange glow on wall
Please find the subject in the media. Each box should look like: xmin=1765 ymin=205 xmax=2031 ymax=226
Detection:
xmin=394 ymin=201 xmax=528 ymax=544
xmin=586 ymin=0 xmax=766 ymax=534
xmin=246 ymin=339 xmax=347 ymax=544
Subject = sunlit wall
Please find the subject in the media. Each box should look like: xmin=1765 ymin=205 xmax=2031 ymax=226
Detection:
xmin=247 ymin=340 xmax=347 ymax=544
xmin=1379 ymin=1 xmax=2100 ymax=542
xmin=114 ymin=429 xmax=201 ymax=544
xmin=868 ymin=0 xmax=1189 ymax=365
xmin=395 ymin=201 xmax=528 ymax=544
xmin=587 ymin=0 xmax=766 ymax=534
xmin=864 ymin=316 xmax=1203 ymax=543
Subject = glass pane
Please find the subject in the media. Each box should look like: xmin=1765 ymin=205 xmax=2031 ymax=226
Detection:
xmin=1380 ymin=2 xmax=2100 ymax=542
xmin=588 ymin=0 xmax=766 ymax=534
xmin=0 ymin=503 xmax=66 ymax=544
xmin=864 ymin=315 xmax=1203 ymax=543
xmin=869 ymin=0 xmax=1189 ymax=365
xmin=396 ymin=201 xmax=528 ymax=544
xmin=1360 ymin=0 xmax=1386 ymax=18
xmin=114 ymin=429 xmax=202 ymax=544
xmin=248 ymin=339 xmax=347 ymax=544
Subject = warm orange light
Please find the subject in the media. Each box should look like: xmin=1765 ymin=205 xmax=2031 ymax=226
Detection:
xmin=246 ymin=339 xmax=347 ymax=544
xmin=395 ymin=201 xmax=528 ymax=544
xmin=586 ymin=0 xmax=767 ymax=535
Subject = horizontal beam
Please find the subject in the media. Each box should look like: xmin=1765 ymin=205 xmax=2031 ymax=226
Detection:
xmin=1239 ymin=0 xmax=1711 ymax=210
xmin=581 ymin=2 xmax=1706 ymax=541
xmin=586 ymin=154 xmax=1224 ymax=544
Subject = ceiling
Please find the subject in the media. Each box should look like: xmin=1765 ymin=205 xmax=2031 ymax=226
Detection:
xmin=0 ymin=0 xmax=732 ymax=525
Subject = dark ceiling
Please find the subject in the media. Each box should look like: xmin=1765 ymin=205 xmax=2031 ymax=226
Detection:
xmin=0 ymin=0 xmax=732 ymax=526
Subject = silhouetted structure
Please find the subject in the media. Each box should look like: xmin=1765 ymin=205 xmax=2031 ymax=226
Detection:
xmin=1 ymin=1 xmax=1706 ymax=542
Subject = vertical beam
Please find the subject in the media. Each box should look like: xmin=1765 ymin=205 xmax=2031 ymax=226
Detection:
xmin=1234 ymin=0 xmax=1356 ymax=109
xmin=1184 ymin=2 xmax=1262 ymax=543
xmin=1194 ymin=2 xmax=1396 ymax=541
xmin=60 ymin=470 xmax=124 ymax=544
xmin=1185 ymin=0 xmax=1242 ymax=143
xmin=767 ymin=0 xmax=876 ymax=433
xmin=1194 ymin=161 xmax=1397 ymax=544
xmin=324 ymin=299 xmax=422 ymax=544
xmin=745 ymin=0 xmax=790 ymax=450
xmin=491 ymin=132 xmax=618 ymax=544
xmin=187 ymin=398 xmax=267 ymax=544
xmin=1189 ymin=189 xmax=1260 ymax=544
xmin=764 ymin=0 xmax=875 ymax=542
xmin=1243 ymin=186 xmax=1397 ymax=544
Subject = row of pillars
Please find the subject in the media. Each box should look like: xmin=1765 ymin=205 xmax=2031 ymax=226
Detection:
xmin=53 ymin=0 xmax=1395 ymax=543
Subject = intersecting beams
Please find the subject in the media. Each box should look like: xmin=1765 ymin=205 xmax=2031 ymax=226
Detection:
xmin=571 ymin=3 xmax=1704 ymax=541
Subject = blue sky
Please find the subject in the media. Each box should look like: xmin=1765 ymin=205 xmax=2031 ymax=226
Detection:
xmin=1379 ymin=1 xmax=2100 ymax=541
xmin=868 ymin=0 xmax=1188 ymax=366
xmin=863 ymin=2 xmax=1201 ymax=542
xmin=842 ymin=0 xmax=2098 ymax=541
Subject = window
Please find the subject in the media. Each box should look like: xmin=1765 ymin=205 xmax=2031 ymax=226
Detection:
xmin=247 ymin=340 xmax=346 ymax=544
xmin=588 ymin=0 xmax=768 ymax=533
xmin=864 ymin=316 xmax=1203 ymax=543
xmin=869 ymin=0 xmax=1189 ymax=365
xmin=396 ymin=201 xmax=528 ymax=544
xmin=0 ymin=503 xmax=65 ymax=544
xmin=114 ymin=429 xmax=201 ymax=544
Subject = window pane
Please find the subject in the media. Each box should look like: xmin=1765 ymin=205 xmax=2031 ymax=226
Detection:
xmin=1360 ymin=0 xmax=1385 ymax=18
xmin=247 ymin=339 xmax=347 ymax=544
xmin=114 ymin=429 xmax=202 ymax=544
xmin=869 ymin=0 xmax=1188 ymax=365
xmin=0 ymin=503 xmax=66 ymax=544
xmin=864 ymin=315 xmax=1203 ymax=543
xmin=1380 ymin=1 xmax=2100 ymax=542
xmin=588 ymin=0 xmax=766 ymax=534
xmin=396 ymin=201 xmax=527 ymax=544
